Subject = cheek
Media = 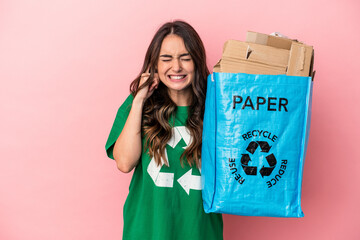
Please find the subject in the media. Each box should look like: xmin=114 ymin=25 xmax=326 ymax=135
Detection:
xmin=157 ymin=70 xmax=168 ymax=83
xmin=157 ymin=63 xmax=168 ymax=75
xmin=189 ymin=64 xmax=195 ymax=77
xmin=187 ymin=62 xmax=195 ymax=74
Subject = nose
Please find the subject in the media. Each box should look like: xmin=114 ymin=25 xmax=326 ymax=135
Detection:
xmin=172 ymin=59 xmax=182 ymax=72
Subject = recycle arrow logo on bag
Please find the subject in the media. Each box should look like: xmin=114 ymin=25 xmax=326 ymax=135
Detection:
xmin=241 ymin=141 xmax=277 ymax=177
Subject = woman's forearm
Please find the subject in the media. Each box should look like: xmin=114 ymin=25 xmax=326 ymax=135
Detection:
xmin=113 ymin=96 xmax=145 ymax=173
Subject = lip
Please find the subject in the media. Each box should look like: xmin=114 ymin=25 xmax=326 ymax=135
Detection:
xmin=167 ymin=74 xmax=187 ymax=82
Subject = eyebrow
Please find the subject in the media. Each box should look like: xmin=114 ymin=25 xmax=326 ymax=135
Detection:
xmin=159 ymin=53 xmax=191 ymax=58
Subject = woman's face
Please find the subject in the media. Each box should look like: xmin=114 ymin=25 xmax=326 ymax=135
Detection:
xmin=157 ymin=34 xmax=195 ymax=98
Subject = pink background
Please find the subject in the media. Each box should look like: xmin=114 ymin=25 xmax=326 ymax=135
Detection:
xmin=1 ymin=0 xmax=359 ymax=239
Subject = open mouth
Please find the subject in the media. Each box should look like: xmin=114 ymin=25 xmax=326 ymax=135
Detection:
xmin=168 ymin=75 xmax=187 ymax=81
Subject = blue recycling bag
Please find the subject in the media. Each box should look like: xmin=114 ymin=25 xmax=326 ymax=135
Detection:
xmin=201 ymin=72 xmax=313 ymax=218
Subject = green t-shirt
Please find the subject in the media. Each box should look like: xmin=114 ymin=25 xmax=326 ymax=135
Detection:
xmin=105 ymin=94 xmax=223 ymax=240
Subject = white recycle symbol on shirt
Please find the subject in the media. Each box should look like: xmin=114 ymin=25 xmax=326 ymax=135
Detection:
xmin=147 ymin=126 xmax=202 ymax=195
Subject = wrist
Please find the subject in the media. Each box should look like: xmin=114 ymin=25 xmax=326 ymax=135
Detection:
xmin=133 ymin=95 xmax=145 ymax=107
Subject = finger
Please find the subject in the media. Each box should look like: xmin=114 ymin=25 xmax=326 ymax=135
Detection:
xmin=151 ymin=83 xmax=157 ymax=90
xmin=153 ymin=75 xmax=160 ymax=86
xmin=149 ymin=81 xmax=157 ymax=90
xmin=149 ymin=84 xmax=156 ymax=92
xmin=141 ymin=73 xmax=150 ymax=77
xmin=140 ymin=73 xmax=150 ymax=85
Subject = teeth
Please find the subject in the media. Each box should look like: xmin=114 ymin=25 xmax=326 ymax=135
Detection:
xmin=169 ymin=75 xmax=185 ymax=79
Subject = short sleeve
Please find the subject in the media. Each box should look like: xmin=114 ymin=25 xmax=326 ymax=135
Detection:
xmin=105 ymin=94 xmax=134 ymax=160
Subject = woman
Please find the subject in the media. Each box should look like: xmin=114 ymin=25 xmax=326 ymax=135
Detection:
xmin=105 ymin=20 xmax=223 ymax=240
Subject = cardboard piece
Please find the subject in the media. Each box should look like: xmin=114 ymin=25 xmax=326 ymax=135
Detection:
xmin=214 ymin=31 xmax=315 ymax=78
xmin=214 ymin=40 xmax=289 ymax=75
xmin=246 ymin=31 xmax=294 ymax=50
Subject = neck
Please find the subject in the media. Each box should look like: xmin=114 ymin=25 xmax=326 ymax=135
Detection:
xmin=168 ymin=89 xmax=192 ymax=106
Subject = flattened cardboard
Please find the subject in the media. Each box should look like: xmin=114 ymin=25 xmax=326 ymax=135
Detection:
xmin=222 ymin=40 xmax=289 ymax=68
xmin=247 ymin=31 xmax=293 ymax=50
xmin=287 ymin=42 xmax=313 ymax=76
xmin=213 ymin=40 xmax=289 ymax=75
xmin=245 ymin=31 xmax=314 ymax=78
xmin=214 ymin=58 xmax=286 ymax=75
xmin=214 ymin=31 xmax=314 ymax=79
